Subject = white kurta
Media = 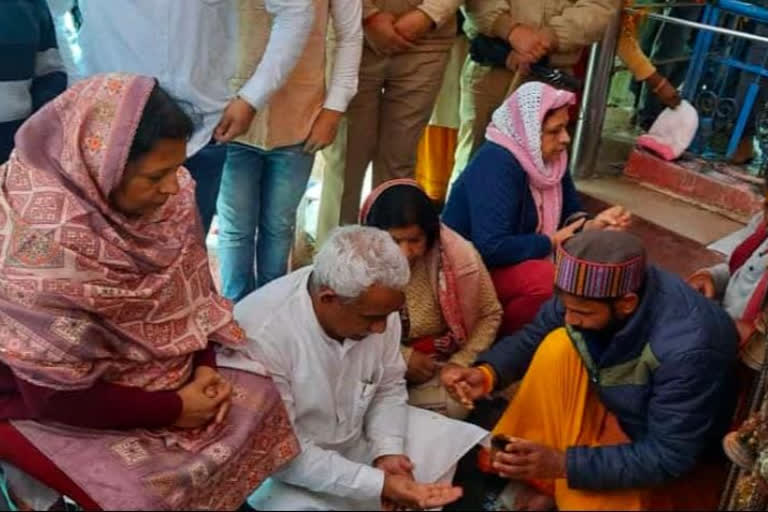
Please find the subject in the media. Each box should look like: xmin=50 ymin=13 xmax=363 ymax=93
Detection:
xmin=218 ymin=266 xmax=486 ymax=510
xmin=47 ymin=0 xmax=314 ymax=156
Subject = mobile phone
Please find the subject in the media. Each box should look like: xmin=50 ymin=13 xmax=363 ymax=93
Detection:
xmin=492 ymin=434 xmax=512 ymax=450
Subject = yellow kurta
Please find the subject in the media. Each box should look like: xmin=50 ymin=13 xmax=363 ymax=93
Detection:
xmin=489 ymin=327 xmax=725 ymax=511
xmin=492 ymin=328 xmax=649 ymax=511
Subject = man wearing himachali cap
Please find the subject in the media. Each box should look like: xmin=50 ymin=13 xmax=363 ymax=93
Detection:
xmin=441 ymin=230 xmax=739 ymax=510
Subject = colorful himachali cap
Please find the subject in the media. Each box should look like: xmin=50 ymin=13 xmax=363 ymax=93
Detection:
xmin=555 ymin=230 xmax=647 ymax=299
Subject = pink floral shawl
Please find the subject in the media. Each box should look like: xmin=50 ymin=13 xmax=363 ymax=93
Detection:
xmin=486 ymin=82 xmax=576 ymax=236
xmin=0 ymin=73 xmax=245 ymax=392
xmin=359 ymin=179 xmax=468 ymax=357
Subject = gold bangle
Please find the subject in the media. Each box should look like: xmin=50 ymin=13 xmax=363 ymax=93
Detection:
xmin=651 ymin=76 xmax=670 ymax=95
xmin=477 ymin=365 xmax=496 ymax=394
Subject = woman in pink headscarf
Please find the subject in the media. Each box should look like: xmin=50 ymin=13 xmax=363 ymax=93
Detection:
xmin=443 ymin=82 xmax=630 ymax=336
xmin=0 ymin=73 xmax=297 ymax=510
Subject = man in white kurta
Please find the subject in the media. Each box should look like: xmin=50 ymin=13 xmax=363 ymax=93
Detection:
xmin=220 ymin=226 xmax=485 ymax=510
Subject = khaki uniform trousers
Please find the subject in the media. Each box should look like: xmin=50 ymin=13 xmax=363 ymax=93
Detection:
xmin=317 ymin=45 xmax=451 ymax=244
xmin=450 ymin=58 xmax=519 ymax=187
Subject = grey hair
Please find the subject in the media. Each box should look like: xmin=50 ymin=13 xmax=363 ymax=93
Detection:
xmin=312 ymin=225 xmax=410 ymax=300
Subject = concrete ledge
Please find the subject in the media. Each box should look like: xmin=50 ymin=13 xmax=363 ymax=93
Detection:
xmin=578 ymin=192 xmax=725 ymax=278
xmin=577 ymin=176 xmax=743 ymax=246
xmin=623 ymin=148 xmax=762 ymax=223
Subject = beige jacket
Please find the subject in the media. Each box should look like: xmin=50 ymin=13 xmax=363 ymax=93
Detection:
xmin=362 ymin=0 xmax=461 ymax=52
xmin=463 ymin=0 xmax=620 ymax=68
xmin=232 ymin=0 xmax=328 ymax=150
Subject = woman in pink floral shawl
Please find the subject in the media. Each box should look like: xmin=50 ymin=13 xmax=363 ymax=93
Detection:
xmin=360 ymin=179 xmax=502 ymax=420
xmin=0 ymin=73 xmax=297 ymax=510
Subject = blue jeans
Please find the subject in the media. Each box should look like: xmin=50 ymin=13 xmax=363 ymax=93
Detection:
xmin=185 ymin=142 xmax=227 ymax=236
xmin=216 ymin=143 xmax=314 ymax=301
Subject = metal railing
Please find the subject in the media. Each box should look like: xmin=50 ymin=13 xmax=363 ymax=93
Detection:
xmin=571 ymin=0 xmax=768 ymax=178
xmin=624 ymin=8 xmax=768 ymax=42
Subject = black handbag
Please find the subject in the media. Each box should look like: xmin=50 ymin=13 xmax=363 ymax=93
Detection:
xmin=468 ymin=35 xmax=583 ymax=92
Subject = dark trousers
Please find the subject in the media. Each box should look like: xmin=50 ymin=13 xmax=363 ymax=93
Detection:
xmin=0 ymin=120 xmax=23 ymax=165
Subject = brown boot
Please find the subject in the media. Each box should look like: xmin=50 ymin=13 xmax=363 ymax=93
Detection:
xmin=731 ymin=136 xmax=755 ymax=165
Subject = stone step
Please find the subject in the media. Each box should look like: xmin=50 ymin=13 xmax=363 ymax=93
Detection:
xmin=576 ymin=176 xmax=742 ymax=277
xmin=576 ymin=176 xmax=744 ymax=246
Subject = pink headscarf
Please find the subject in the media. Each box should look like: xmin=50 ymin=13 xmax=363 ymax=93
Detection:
xmin=0 ymin=73 xmax=244 ymax=392
xmin=486 ymin=82 xmax=576 ymax=236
